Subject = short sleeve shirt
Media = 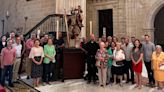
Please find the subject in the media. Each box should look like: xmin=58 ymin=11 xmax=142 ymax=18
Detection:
xmin=132 ymin=48 xmax=143 ymax=62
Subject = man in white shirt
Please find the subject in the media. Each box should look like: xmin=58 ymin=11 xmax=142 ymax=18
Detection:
xmin=12 ymin=36 xmax=22 ymax=82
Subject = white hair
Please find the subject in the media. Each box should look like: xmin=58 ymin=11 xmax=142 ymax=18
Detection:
xmin=156 ymin=45 xmax=163 ymax=51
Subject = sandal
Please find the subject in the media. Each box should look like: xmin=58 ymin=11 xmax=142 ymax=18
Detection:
xmin=134 ymin=85 xmax=139 ymax=88
xmin=119 ymin=83 xmax=123 ymax=87
xmin=138 ymin=86 xmax=142 ymax=89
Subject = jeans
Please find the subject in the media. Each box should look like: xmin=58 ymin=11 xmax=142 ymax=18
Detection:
xmin=43 ymin=63 xmax=51 ymax=82
xmin=1 ymin=65 xmax=13 ymax=86
xmin=0 ymin=68 xmax=4 ymax=86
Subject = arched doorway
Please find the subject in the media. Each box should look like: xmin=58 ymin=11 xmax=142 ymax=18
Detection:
xmin=154 ymin=6 xmax=164 ymax=48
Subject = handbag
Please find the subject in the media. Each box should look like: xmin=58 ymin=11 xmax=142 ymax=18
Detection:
xmin=159 ymin=65 xmax=164 ymax=70
xmin=116 ymin=61 xmax=124 ymax=66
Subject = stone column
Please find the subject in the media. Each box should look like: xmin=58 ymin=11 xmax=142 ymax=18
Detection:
xmin=117 ymin=0 xmax=126 ymax=37
xmin=80 ymin=0 xmax=86 ymax=38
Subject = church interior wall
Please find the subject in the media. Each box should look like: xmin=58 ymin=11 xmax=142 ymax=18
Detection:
xmin=86 ymin=0 xmax=161 ymax=42
xmin=0 ymin=0 xmax=163 ymax=42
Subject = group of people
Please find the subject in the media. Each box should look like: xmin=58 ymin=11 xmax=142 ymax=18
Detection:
xmin=0 ymin=31 xmax=65 ymax=87
xmin=81 ymin=34 xmax=164 ymax=90
xmin=0 ymin=31 xmax=164 ymax=91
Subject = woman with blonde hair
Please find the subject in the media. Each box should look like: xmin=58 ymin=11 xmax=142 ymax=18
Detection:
xmin=152 ymin=45 xmax=164 ymax=90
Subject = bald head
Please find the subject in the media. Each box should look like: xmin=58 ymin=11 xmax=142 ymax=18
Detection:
xmin=90 ymin=34 xmax=95 ymax=41
xmin=99 ymin=41 xmax=105 ymax=49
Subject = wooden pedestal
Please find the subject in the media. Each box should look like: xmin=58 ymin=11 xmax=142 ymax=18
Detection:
xmin=63 ymin=48 xmax=85 ymax=79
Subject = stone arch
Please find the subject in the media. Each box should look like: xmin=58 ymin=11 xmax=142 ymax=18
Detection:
xmin=145 ymin=0 xmax=164 ymax=29
xmin=142 ymin=0 xmax=164 ymax=42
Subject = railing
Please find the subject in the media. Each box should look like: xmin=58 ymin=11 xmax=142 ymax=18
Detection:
xmin=24 ymin=14 xmax=69 ymax=40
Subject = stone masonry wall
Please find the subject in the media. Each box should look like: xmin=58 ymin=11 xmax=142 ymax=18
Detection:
xmin=0 ymin=0 xmax=55 ymax=35
xmin=0 ymin=0 xmax=164 ymax=42
xmin=86 ymin=0 xmax=163 ymax=41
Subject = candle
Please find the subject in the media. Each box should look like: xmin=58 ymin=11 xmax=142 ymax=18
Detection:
xmin=56 ymin=20 xmax=59 ymax=39
xmin=103 ymin=27 xmax=106 ymax=36
xmin=37 ymin=29 xmax=40 ymax=39
xmin=89 ymin=21 xmax=92 ymax=35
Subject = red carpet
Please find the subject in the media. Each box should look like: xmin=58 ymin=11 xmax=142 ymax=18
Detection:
xmin=0 ymin=85 xmax=6 ymax=92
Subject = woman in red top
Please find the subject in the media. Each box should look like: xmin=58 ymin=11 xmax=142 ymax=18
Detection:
xmin=131 ymin=39 xmax=143 ymax=89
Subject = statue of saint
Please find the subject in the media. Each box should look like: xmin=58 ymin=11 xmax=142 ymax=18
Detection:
xmin=68 ymin=5 xmax=83 ymax=39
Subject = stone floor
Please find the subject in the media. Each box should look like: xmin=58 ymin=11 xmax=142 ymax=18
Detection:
xmin=4 ymin=65 xmax=161 ymax=92
xmin=35 ymin=79 xmax=162 ymax=92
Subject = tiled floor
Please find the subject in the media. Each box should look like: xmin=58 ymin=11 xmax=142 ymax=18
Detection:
xmin=35 ymin=79 xmax=162 ymax=92
xmin=34 ymin=64 xmax=151 ymax=92
xmin=2 ymin=63 xmax=160 ymax=92
xmin=8 ymin=65 xmax=161 ymax=92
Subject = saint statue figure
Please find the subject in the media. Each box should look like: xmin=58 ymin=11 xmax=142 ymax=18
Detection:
xmin=68 ymin=5 xmax=83 ymax=39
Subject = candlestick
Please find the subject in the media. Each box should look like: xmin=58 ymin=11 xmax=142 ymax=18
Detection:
xmin=6 ymin=10 xmax=9 ymax=19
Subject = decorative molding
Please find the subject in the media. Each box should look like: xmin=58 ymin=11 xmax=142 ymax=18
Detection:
xmin=92 ymin=1 xmax=118 ymax=6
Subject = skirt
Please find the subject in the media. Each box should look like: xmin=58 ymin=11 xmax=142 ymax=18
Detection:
xmin=154 ymin=70 xmax=164 ymax=82
xmin=112 ymin=65 xmax=124 ymax=75
xmin=132 ymin=61 xmax=142 ymax=74
xmin=31 ymin=56 xmax=43 ymax=78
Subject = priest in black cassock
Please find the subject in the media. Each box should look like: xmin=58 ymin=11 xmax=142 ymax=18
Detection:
xmin=85 ymin=34 xmax=99 ymax=84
